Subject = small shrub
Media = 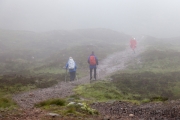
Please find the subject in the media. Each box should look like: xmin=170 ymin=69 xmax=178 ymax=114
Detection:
xmin=150 ymin=96 xmax=168 ymax=102
xmin=49 ymin=99 xmax=66 ymax=106
xmin=74 ymin=81 xmax=123 ymax=101
xmin=35 ymin=98 xmax=66 ymax=107
xmin=0 ymin=98 xmax=16 ymax=108
xmin=141 ymin=98 xmax=151 ymax=103
xmin=36 ymin=80 xmax=57 ymax=88
xmin=65 ymin=106 xmax=76 ymax=114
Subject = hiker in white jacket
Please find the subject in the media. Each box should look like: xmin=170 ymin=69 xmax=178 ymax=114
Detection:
xmin=66 ymin=57 xmax=77 ymax=81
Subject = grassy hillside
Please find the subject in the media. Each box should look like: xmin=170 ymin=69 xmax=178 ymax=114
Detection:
xmin=1 ymin=32 xmax=180 ymax=118
xmin=0 ymin=28 xmax=129 ymax=57
xmin=0 ymin=29 xmax=128 ymax=110
xmin=75 ymin=71 xmax=180 ymax=104
xmin=74 ymin=36 xmax=180 ymax=104
xmin=127 ymin=35 xmax=180 ymax=73
xmin=0 ymin=28 xmax=129 ymax=75
xmin=33 ymin=43 xmax=125 ymax=77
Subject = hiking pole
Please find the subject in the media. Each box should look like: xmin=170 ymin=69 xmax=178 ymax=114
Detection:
xmin=97 ymin=67 xmax=99 ymax=80
xmin=65 ymin=68 xmax=67 ymax=82
xmin=76 ymin=74 xmax=78 ymax=81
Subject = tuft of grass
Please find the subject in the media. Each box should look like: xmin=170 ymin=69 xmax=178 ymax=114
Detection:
xmin=0 ymin=97 xmax=16 ymax=108
xmin=127 ymin=48 xmax=180 ymax=73
xmin=74 ymin=71 xmax=180 ymax=103
xmin=110 ymin=71 xmax=180 ymax=100
xmin=150 ymin=96 xmax=168 ymax=102
xmin=74 ymin=81 xmax=123 ymax=102
xmin=35 ymin=98 xmax=98 ymax=117
xmin=35 ymin=98 xmax=66 ymax=107
xmin=64 ymin=105 xmax=77 ymax=115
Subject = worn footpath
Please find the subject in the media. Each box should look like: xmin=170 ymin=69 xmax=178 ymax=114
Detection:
xmin=13 ymin=44 xmax=143 ymax=109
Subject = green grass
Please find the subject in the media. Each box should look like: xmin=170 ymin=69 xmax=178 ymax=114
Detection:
xmin=0 ymin=97 xmax=16 ymax=108
xmin=105 ymin=46 xmax=180 ymax=102
xmin=72 ymin=46 xmax=180 ymax=103
xmin=0 ymin=42 xmax=126 ymax=111
xmin=35 ymin=98 xmax=98 ymax=117
xmin=73 ymin=71 xmax=180 ymax=104
xmin=3 ymin=35 xmax=180 ymax=113
xmin=74 ymin=81 xmax=123 ymax=102
xmin=0 ymin=73 xmax=65 ymax=109
xmin=127 ymin=48 xmax=180 ymax=73
xmin=74 ymin=81 xmax=141 ymax=105
xmin=35 ymin=98 xmax=66 ymax=107
xmin=111 ymin=72 xmax=180 ymax=99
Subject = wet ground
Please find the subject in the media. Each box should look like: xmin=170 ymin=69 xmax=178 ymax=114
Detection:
xmin=13 ymin=44 xmax=144 ymax=109
xmin=11 ymin=42 xmax=180 ymax=119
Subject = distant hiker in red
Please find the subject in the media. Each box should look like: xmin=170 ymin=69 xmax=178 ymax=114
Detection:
xmin=88 ymin=51 xmax=98 ymax=80
xmin=130 ymin=38 xmax=137 ymax=53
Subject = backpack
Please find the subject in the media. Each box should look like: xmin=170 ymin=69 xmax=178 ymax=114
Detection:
xmin=89 ymin=56 xmax=96 ymax=65
xmin=68 ymin=59 xmax=75 ymax=69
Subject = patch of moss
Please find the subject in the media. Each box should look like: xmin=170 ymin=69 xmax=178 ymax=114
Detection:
xmin=150 ymin=96 xmax=168 ymax=102
xmin=35 ymin=98 xmax=66 ymax=107
xmin=74 ymin=81 xmax=123 ymax=102
xmin=0 ymin=97 xmax=16 ymax=108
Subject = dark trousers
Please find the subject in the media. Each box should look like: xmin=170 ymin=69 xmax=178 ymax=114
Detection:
xmin=69 ymin=71 xmax=76 ymax=81
xmin=90 ymin=68 xmax=96 ymax=80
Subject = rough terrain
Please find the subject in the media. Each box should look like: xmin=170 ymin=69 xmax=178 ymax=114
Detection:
xmin=13 ymin=43 xmax=144 ymax=109
xmin=10 ymin=41 xmax=180 ymax=120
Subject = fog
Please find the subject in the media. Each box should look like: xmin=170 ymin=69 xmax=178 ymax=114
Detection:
xmin=0 ymin=0 xmax=180 ymax=38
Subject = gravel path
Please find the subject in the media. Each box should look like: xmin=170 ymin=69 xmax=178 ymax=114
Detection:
xmin=13 ymin=43 xmax=145 ymax=109
xmin=91 ymin=100 xmax=180 ymax=119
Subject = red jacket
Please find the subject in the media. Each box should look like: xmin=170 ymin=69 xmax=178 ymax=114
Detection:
xmin=130 ymin=39 xmax=137 ymax=49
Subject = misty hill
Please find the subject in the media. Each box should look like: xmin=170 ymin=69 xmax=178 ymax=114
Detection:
xmin=0 ymin=28 xmax=129 ymax=59
xmin=71 ymin=28 xmax=129 ymax=43
xmin=142 ymin=35 xmax=180 ymax=45
xmin=0 ymin=28 xmax=130 ymax=74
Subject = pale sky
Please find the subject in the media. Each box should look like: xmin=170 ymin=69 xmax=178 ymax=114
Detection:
xmin=0 ymin=0 xmax=180 ymax=38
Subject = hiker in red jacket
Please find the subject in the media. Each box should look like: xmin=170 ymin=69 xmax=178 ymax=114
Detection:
xmin=88 ymin=51 xmax=98 ymax=80
xmin=130 ymin=38 xmax=137 ymax=53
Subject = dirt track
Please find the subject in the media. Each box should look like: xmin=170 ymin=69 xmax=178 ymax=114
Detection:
xmin=12 ymin=41 xmax=180 ymax=119
xmin=13 ymin=43 xmax=144 ymax=109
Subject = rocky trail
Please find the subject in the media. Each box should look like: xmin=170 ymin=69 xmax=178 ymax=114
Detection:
xmin=10 ymin=42 xmax=180 ymax=120
xmin=13 ymin=44 xmax=144 ymax=109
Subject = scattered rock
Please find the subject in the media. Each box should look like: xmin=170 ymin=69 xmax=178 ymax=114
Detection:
xmin=47 ymin=113 xmax=60 ymax=118
xmin=67 ymin=102 xmax=76 ymax=106
xmin=103 ymin=115 xmax=111 ymax=120
xmin=29 ymin=93 xmax=35 ymax=97
xmin=77 ymin=103 xmax=84 ymax=106
xmin=34 ymin=109 xmax=42 ymax=114
xmin=20 ymin=99 xmax=25 ymax=101
xmin=129 ymin=114 xmax=134 ymax=117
